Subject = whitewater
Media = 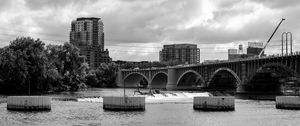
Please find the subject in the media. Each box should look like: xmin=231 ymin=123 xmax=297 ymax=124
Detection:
xmin=76 ymin=92 xmax=211 ymax=103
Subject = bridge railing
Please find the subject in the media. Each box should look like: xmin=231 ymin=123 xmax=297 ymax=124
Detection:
xmin=122 ymin=52 xmax=300 ymax=71
xmin=201 ymin=51 xmax=300 ymax=65
xmin=121 ymin=67 xmax=168 ymax=71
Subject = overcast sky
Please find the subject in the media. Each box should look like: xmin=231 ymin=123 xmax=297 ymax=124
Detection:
xmin=0 ymin=0 xmax=300 ymax=62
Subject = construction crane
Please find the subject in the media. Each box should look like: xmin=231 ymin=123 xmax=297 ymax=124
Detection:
xmin=258 ymin=18 xmax=285 ymax=57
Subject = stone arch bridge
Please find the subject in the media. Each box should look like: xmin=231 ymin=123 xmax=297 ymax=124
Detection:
xmin=117 ymin=53 xmax=300 ymax=93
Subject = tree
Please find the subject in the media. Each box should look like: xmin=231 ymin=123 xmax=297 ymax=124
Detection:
xmin=45 ymin=44 xmax=64 ymax=73
xmin=0 ymin=37 xmax=124 ymax=94
xmin=95 ymin=63 xmax=119 ymax=87
xmin=0 ymin=48 xmax=26 ymax=94
xmin=0 ymin=37 xmax=48 ymax=94
xmin=45 ymin=68 xmax=64 ymax=92
xmin=45 ymin=43 xmax=87 ymax=91
xmin=121 ymin=62 xmax=136 ymax=69
xmin=152 ymin=61 xmax=167 ymax=68
xmin=164 ymin=60 xmax=180 ymax=66
xmin=85 ymin=70 xmax=99 ymax=87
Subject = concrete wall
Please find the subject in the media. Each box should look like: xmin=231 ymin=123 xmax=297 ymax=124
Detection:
xmin=103 ymin=96 xmax=145 ymax=110
xmin=7 ymin=96 xmax=51 ymax=111
xmin=276 ymin=96 xmax=300 ymax=109
xmin=193 ymin=96 xmax=235 ymax=111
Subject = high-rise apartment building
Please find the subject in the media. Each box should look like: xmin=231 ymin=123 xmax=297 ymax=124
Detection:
xmin=70 ymin=17 xmax=111 ymax=68
xmin=159 ymin=44 xmax=200 ymax=64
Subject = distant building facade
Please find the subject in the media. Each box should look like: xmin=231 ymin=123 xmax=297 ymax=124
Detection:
xmin=228 ymin=54 xmax=243 ymax=60
xmin=228 ymin=49 xmax=242 ymax=60
xmin=247 ymin=47 xmax=264 ymax=57
xmin=228 ymin=42 xmax=265 ymax=60
xmin=70 ymin=17 xmax=111 ymax=68
xmin=247 ymin=42 xmax=264 ymax=57
xmin=159 ymin=44 xmax=200 ymax=64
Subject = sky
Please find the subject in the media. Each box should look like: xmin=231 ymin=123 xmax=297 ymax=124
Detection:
xmin=0 ymin=0 xmax=300 ymax=62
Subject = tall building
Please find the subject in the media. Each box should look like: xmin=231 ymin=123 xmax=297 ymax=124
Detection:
xmin=70 ymin=17 xmax=111 ymax=68
xmin=159 ymin=44 xmax=200 ymax=64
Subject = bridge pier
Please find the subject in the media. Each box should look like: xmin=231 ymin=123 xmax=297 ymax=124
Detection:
xmin=166 ymin=68 xmax=177 ymax=90
xmin=237 ymin=64 xmax=247 ymax=93
xmin=116 ymin=70 xmax=124 ymax=87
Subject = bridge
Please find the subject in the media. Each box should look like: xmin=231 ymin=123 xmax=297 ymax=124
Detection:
xmin=117 ymin=52 xmax=300 ymax=94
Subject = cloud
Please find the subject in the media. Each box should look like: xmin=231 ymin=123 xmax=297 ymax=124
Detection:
xmin=250 ymin=0 xmax=300 ymax=9
xmin=0 ymin=0 xmax=300 ymax=61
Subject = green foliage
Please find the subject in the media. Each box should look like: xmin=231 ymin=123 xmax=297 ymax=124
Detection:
xmin=85 ymin=70 xmax=99 ymax=87
xmin=46 ymin=68 xmax=64 ymax=91
xmin=0 ymin=37 xmax=47 ymax=94
xmin=0 ymin=37 xmax=121 ymax=94
xmin=85 ymin=63 xmax=119 ymax=88
xmin=121 ymin=62 xmax=136 ymax=69
xmin=97 ymin=63 xmax=119 ymax=87
xmin=44 ymin=42 xmax=87 ymax=92
xmin=162 ymin=60 xmax=181 ymax=66
xmin=0 ymin=37 xmax=89 ymax=94
xmin=151 ymin=61 xmax=167 ymax=67
xmin=119 ymin=61 xmax=168 ymax=69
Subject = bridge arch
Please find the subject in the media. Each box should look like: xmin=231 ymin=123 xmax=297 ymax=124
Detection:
xmin=149 ymin=72 xmax=168 ymax=89
xmin=177 ymin=70 xmax=205 ymax=89
xmin=207 ymin=67 xmax=241 ymax=90
xmin=257 ymin=63 xmax=296 ymax=77
xmin=245 ymin=63 xmax=297 ymax=93
xmin=123 ymin=72 xmax=149 ymax=87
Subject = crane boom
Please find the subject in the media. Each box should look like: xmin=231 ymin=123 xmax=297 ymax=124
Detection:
xmin=258 ymin=18 xmax=285 ymax=57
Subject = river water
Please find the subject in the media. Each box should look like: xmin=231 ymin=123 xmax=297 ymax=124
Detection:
xmin=1 ymin=88 xmax=300 ymax=126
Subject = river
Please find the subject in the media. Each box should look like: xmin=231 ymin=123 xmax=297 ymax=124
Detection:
xmin=0 ymin=88 xmax=300 ymax=126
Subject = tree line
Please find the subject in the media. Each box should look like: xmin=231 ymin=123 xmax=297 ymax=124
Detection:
xmin=117 ymin=60 xmax=181 ymax=69
xmin=0 ymin=37 xmax=119 ymax=95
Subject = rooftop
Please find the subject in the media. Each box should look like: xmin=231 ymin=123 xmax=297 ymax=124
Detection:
xmin=76 ymin=17 xmax=101 ymax=21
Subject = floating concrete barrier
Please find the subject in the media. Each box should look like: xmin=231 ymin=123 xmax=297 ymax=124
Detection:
xmin=276 ymin=96 xmax=300 ymax=109
xmin=103 ymin=96 xmax=145 ymax=111
xmin=193 ymin=96 xmax=235 ymax=111
xmin=7 ymin=96 xmax=51 ymax=111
